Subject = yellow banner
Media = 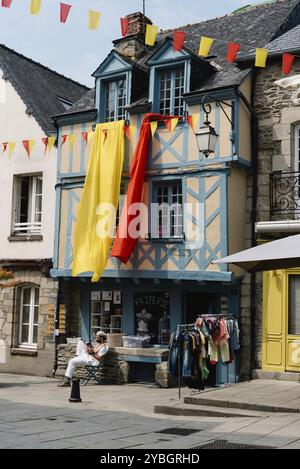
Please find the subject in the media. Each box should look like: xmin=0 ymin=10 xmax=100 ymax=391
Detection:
xmin=255 ymin=48 xmax=268 ymax=68
xmin=198 ymin=37 xmax=214 ymax=57
xmin=145 ymin=24 xmax=158 ymax=46
xmin=72 ymin=121 xmax=125 ymax=282
xmin=88 ymin=11 xmax=101 ymax=30
xmin=30 ymin=0 xmax=42 ymax=15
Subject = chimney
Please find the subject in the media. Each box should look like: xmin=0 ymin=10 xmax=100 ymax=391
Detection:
xmin=113 ymin=12 xmax=154 ymax=61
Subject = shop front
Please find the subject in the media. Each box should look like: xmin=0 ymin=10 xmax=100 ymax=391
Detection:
xmin=72 ymin=278 xmax=241 ymax=386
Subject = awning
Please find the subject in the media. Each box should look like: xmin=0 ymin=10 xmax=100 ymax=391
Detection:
xmin=213 ymin=234 xmax=300 ymax=272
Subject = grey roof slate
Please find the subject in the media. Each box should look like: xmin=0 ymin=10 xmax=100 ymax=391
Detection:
xmin=64 ymin=0 xmax=300 ymax=115
xmin=0 ymin=44 xmax=89 ymax=133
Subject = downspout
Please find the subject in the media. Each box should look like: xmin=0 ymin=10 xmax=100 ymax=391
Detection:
xmin=235 ymin=75 xmax=259 ymax=379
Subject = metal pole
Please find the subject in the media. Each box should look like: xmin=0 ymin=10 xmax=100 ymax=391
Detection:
xmin=178 ymin=345 xmax=181 ymax=399
xmin=143 ymin=0 xmax=145 ymax=16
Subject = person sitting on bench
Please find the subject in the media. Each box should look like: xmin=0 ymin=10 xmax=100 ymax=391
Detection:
xmin=58 ymin=331 xmax=108 ymax=387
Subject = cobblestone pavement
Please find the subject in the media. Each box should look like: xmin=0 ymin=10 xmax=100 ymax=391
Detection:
xmin=1 ymin=374 xmax=300 ymax=449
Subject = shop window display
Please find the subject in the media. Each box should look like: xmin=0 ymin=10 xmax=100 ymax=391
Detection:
xmin=134 ymin=292 xmax=170 ymax=345
xmin=90 ymin=290 xmax=122 ymax=338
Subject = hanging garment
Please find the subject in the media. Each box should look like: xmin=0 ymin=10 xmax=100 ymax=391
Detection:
xmin=110 ymin=113 xmax=178 ymax=264
xmin=72 ymin=120 xmax=125 ymax=282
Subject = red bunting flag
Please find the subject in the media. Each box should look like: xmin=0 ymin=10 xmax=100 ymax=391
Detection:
xmin=42 ymin=137 xmax=48 ymax=154
xmin=282 ymin=52 xmax=295 ymax=75
xmin=61 ymin=135 xmax=68 ymax=146
xmin=226 ymin=43 xmax=240 ymax=63
xmin=22 ymin=140 xmax=35 ymax=158
xmin=2 ymin=0 xmax=12 ymax=7
xmin=2 ymin=142 xmax=8 ymax=152
xmin=82 ymin=131 xmax=88 ymax=145
xmin=60 ymin=3 xmax=72 ymax=23
xmin=173 ymin=31 xmax=186 ymax=52
xmin=124 ymin=126 xmax=131 ymax=140
xmin=186 ymin=116 xmax=194 ymax=131
xmin=164 ymin=119 xmax=172 ymax=132
xmin=120 ymin=17 xmax=129 ymax=37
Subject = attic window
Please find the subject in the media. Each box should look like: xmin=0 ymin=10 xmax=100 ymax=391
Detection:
xmin=159 ymin=67 xmax=184 ymax=116
xmin=58 ymin=96 xmax=73 ymax=110
xmin=104 ymin=78 xmax=127 ymax=122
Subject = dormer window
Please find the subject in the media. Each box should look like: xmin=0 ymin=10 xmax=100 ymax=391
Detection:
xmin=159 ymin=67 xmax=184 ymax=116
xmin=104 ymin=78 xmax=127 ymax=122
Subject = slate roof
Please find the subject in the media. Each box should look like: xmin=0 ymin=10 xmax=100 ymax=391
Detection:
xmin=0 ymin=44 xmax=89 ymax=133
xmin=64 ymin=0 xmax=300 ymax=114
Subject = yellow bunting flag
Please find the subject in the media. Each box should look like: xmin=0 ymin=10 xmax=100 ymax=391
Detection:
xmin=88 ymin=131 xmax=94 ymax=144
xmin=68 ymin=134 xmax=76 ymax=146
xmin=255 ymin=48 xmax=268 ymax=68
xmin=88 ymin=11 xmax=101 ymax=30
xmin=192 ymin=114 xmax=200 ymax=130
xmin=150 ymin=121 xmax=158 ymax=139
xmin=129 ymin=124 xmax=137 ymax=141
xmin=198 ymin=37 xmax=214 ymax=57
xmin=30 ymin=0 xmax=42 ymax=15
xmin=9 ymin=142 xmax=16 ymax=159
xmin=48 ymin=136 xmax=56 ymax=153
xmin=170 ymin=118 xmax=179 ymax=133
xmin=145 ymin=24 xmax=158 ymax=46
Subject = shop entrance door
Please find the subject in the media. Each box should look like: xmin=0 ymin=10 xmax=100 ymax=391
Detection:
xmin=286 ymin=274 xmax=300 ymax=372
xmin=185 ymin=292 xmax=238 ymax=386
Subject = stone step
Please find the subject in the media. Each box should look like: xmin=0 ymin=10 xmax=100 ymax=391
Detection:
xmin=184 ymin=396 xmax=300 ymax=414
xmin=154 ymin=402 xmax=267 ymax=418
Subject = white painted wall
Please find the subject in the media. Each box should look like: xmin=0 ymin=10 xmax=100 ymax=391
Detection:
xmin=0 ymin=69 xmax=57 ymax=260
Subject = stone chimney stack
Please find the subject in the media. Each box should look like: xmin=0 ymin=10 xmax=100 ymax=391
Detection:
xmin=113 ymin=12 xmax=154 ymax=61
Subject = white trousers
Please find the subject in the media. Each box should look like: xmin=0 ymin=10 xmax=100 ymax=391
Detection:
xmin=65 ymin=340 xmax=96 ymax=379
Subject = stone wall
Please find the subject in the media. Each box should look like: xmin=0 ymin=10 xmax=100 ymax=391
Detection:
xmin=0 ymin=269 xmax=58 ymax=376
xmin=249 ymin=62 xmax=300 ymax=370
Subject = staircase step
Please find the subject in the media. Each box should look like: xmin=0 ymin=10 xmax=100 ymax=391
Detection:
xmin=184 ymin=396 xmax=300 ymax=414
xmin=154 ymin=403 xmax=266 ymax=418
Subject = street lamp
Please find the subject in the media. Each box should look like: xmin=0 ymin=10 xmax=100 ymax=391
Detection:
xmin=195 ymin=103 xmax=219 ymax=158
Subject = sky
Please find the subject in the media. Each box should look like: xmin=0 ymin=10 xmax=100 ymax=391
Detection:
xmin=0 ymin=0 xmax=266 ymax=87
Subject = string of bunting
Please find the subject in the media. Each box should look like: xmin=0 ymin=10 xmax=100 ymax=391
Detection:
xmin=144 ymin=25 xmax=297 ymax=75
xmin=1 ymin=0 xmax=102 ymax=30
xmin=1 ymin=117 xmax=202 ymax=160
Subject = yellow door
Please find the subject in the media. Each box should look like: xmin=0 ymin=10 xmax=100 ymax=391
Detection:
xmin=262 ymin=269 xmax=300 ymax=373
xmin=285 ymin=272 xmax=300 ymax=372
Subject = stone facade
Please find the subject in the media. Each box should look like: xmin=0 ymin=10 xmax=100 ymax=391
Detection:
xmin=248 ymin=62 xmax=300 ymax=370
xmin=0 ymin=268 xmax=58 ymax=376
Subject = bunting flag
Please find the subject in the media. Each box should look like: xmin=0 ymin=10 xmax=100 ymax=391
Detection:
xmin=120 ymin=17 xmax=129 ymax=37
xmin=68 ymin=134 xmax=76 ymax=146
xmin=173 ymin=31 xmax=186 ymax=52
xmin=30 ymin=0 xmax=42 ymax=15
xmin=23 ymin=139 xmax=35 ymax=158
xmin=198 ymin=37 xmax=214 ymax=57
xmin=150 ymin=121 xmax=158 ymax=138
xmin=226 ymin=43 xmax=241 ymax=63
xmin=170 ymin=117 xmax=179 ymax=132
xmin=88 ymin=10 xmax=101 ymax=30
xmin=61 ymin=135 xmax=68 ymax=147
xmin=42 ymin=137 xmax=48 ymax=154
xmin=82 ymin=131 xmax=88 ymax=145
xmin=2 ymin=142 xmax=8 ymax=153
xmin=187 ymin=114 xmax=200 ymax=131
xmin=2 ymin=0 xmax=12 ymax=7
xmin=60 ymin=3 xmax=72 ymax=23
xmin=124 ymin=125 xmax=131 ymax=140
xmin=48 ymin=136 xmax=56 ymax=153
xmin=255 ymin=48 xmax=268 ymax=68
xmin=145 ymin=24 xmax=158 ymax=46
xmin=282 ymin=52 xmax=295 ymax=74
xmin=8 ymin=142 xmax=16 ymax=159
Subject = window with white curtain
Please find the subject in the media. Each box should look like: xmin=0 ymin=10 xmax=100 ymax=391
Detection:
xmin=288 ymin=275 xmax=300 ymax=335
xmin=19 ymin=286 xmax=39 ymax=347
xmin=13 ymin=174 xmax=43 ymax=235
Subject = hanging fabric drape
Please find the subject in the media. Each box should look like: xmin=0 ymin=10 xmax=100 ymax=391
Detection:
xmin=110 ymin=113 xmax=177 ymax=264
xmin=72 ymin=120 xmax=125 ymax=282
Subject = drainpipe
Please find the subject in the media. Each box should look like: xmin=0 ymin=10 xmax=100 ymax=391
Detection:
xmin=235 ymin=75 xmax=259 ymax=380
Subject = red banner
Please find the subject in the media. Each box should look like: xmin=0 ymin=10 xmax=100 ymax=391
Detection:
xmin=226 ymin=43 xmax=240 ymax=63
xmin=120 ymin=17 xmax=129 ymax=37
xmin=282 ymin=52 xmax=295 ymax=74
xmin=60 ymin=3 xmax=72 ymax=23
xmin=173 ymin=31 xmax=186 ymax=51
xmin=2 ymin=0 xmax=12 ymax=8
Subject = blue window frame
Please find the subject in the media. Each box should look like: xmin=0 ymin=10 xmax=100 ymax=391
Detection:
xmin=104 ymin=78 xmax=127 ymax=122
xmin=159 ymin=67 xmax=184 ymax=116
xmin=152 ymin=181 xmax=183 ymax=240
